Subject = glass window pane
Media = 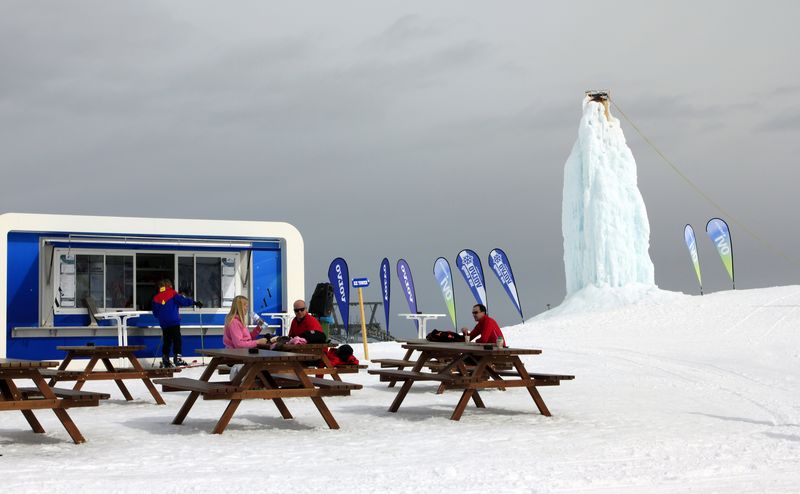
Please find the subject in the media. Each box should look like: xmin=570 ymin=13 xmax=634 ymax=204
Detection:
xmin=178 ymin=256 xmax=195 ymax=299
xmin=196 ymin=257 xmax=221 ymax=308
xmin=76 ymin=255 xmax=104 ymax=308
xmin=136 ymin=253 xmax=175 ymax=311
xmin=105 ymin=255 xmax=133 ymax=308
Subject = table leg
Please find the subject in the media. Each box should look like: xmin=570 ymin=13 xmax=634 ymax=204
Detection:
xmin=291 ymin=362 xmax=339 ymax=429
xmin=512 ymin=357 xmax=551 ymax=416
xmin=173 ymin=359 xmax=220 ymax=425
xmin=32 ymin=374 xmax=86 ymax=444
xmin=436 ymin=356 xmax=470 ymax=395
xmin=49 ymin=354 xmax=73 ymax=386
xmin=318 ymin=352 xmax=342 ymax=382
xmin=389 ymin=351 xmax=431 ymax=413
xmin=450 ymin=358 xmax=490 ymax=420
xmin=208 ymin=362 xmax=263 ymax=433
xmin=454 ymin=361 xmax=486 ymax=408
xmin=310 ymin=396 xmax=339 ymax=429
xmin=1 ymin=378 xmax=45 ymax=433
xmin=213 ymin=399 xmax=243 ymax=434
xmin=451 ymin=389 xmax=476 ymax=421
xmin=388 ymin=347 xmax=415 ymax=388
xmin=100 ymin=358 xmax=134 ymax=401
xmin=72 ymin=357 xmax=99 ymax=391
xmin=126 ymin=353 xmax=166 ymax=405
xmin=259 ymin=372 xmax=293 ymax=420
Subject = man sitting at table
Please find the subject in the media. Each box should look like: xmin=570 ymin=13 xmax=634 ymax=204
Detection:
xmin=288 ymin=299 xmax=325 ymax=342
xmin=461 ymin=304 xmax=506 ymax=346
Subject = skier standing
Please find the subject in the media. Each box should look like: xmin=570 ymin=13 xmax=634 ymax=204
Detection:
xmin=152 ymin=279 xmax=200 ymax=367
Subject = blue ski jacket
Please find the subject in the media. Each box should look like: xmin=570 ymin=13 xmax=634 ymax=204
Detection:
xmin=152 ymin=288 xmax=194 ymax=328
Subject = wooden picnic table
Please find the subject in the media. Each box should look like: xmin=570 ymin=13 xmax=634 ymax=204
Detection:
xmin=0 ymin=358 xmax=109 ymax=444
xmin=372 ymin=339 xmax=502 ymax=388
xmin=44 ymin=345 xmax=177 ymax=405
xmin=217 ymin=343 xmax=366 ymax=380
xmin=155 ymin=348 xmax=362 ymax=434
xmin=368 ymin=342 xmax=574 ymax=421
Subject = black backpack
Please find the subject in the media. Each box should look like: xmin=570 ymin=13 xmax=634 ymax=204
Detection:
xmin=300 ymin=330 xmax=327 ymax=344
xmin=426 ymin=329 xmax=465 ymax=343
xmin=309 ymin=282 xmax=334 ymax=318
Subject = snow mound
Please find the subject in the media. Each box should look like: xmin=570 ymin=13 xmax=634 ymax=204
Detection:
xmin=536 ymin=283 xmax=688 ymax=320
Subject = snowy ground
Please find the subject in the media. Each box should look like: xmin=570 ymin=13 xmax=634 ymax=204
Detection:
xmin=2 ymin=286 xmax=800 ymax=493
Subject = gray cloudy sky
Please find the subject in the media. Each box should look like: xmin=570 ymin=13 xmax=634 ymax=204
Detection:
xmin=2 ymin=1 xmax=799 ymax=337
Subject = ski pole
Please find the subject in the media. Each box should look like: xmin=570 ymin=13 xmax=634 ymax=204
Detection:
xmin=152 ymin=335 xmax=163 ymax=367
xmin=199 ymin=310 xmax=205 ymax=365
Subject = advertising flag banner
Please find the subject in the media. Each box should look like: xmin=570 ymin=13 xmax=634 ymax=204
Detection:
xmin=433 ymin=257 xmax=457 ymax=329
xmin=456 ymin=249 xmax=488 ymax=308
xmin=327 ymin=257 xmax=350 ymax=332
xmin=396 ymin=259 xmax=419 ymax=331
xmin=380 ymin=258 xmax=391 ymax=335
xmin=488 ymin=248 xmax=524 ymax=320
xmin=684 ymin=224 xmax=703 ymax=294
xmin=706 ymin=218 xmax=735 ymax=288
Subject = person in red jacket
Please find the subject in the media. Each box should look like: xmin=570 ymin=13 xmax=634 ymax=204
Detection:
xmin=288 ymin=299 xmax=324 ymax=340
xmin=461 ymin=304 xmax=506 ymax=346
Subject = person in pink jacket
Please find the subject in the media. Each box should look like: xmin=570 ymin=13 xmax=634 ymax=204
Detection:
xmin=223 ymin=295 xmax=269 ymax=349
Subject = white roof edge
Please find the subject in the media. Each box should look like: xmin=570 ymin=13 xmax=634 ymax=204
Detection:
xmin=0 ymin=212 xmax=301 ymax=240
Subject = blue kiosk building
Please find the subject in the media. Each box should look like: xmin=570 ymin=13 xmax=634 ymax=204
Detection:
xmin=1 ymin=213 xmax=304 ymax=360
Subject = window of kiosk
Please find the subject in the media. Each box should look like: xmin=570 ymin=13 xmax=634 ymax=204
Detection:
xmin=53 ymin=248 xmax=240 ymax=314
xmin=135 ymin=253 xmax=175 ymax=311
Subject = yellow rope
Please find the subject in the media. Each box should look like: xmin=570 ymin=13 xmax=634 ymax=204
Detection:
xmin=608 ymin=97 xmax=800 ymax=271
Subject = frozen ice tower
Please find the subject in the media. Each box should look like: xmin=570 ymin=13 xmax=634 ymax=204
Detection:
xmin=561 ymin=94 xmax=655 ymax=295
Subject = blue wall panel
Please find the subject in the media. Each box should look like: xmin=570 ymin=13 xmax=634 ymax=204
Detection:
xmin=7 ymin=233 xmax=40 ymax=353
xmin=6 ymin=231 xmax=283 ymax=359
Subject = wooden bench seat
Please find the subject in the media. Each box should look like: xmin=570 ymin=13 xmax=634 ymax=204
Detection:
xmin=271 ymin=373 xmax=362 ymax=390
xmin=154 ymin=377 xmax=239 ymax=395
xmin=41 ymin=367 xmax=178 ymax=379
xmin=493 ymin=371 xmax=576 ymax=381
xmin=371 ymin=358 xmax=417 ymax=368
xmin=17 ymin=386 xmax=111 ymax=401
xmin=368 ymin=369 xmax=458 ymax=383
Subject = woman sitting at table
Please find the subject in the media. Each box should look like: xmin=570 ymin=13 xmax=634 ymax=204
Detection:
xmin=223 ymin=295 xmax=269 ymax=349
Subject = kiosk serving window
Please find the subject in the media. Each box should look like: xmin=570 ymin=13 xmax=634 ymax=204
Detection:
xmin=53 ymin=248 xmax=239 ymax=314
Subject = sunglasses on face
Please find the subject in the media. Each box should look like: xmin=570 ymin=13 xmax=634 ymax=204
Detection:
xmin=472 ymin=311 xmax=480 ymax=315
xmin=294 ymin=307 xmax=306 ymax=313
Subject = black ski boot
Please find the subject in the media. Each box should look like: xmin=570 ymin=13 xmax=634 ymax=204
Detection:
xmin=161 ymin=356 xmax=173 ymax=368
xmin=174 ymin=355 xmax=188 ymax=367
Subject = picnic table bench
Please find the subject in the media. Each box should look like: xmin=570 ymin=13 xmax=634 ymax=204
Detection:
xmin=369 ymin=342 xmax=574 ymax=421
xmin=155 ymin=348 xmax=362 ymax=434
xmin=46 ymin=345 xmax=178 ymax=404
xmin=0 ymin=358 xmax=110 ymax=444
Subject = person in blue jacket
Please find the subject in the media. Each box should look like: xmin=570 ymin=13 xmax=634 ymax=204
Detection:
xmin=152 ymin=279 xmax=200 ymax=367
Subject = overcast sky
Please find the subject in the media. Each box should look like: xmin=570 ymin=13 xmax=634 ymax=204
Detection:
xmin=2 ymin=1 xmax=799 ymax=337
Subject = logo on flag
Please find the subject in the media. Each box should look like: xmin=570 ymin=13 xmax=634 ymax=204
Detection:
xmin=683 ymin=224 xmax=703 ymax=294
xmin=706 ymin=218 xmax=735 ymax=288
xmin=488 ymin=248 xmax=523 ymax=320
xmin=396 ymin=259 xmax=418 ymax=330
xmin=327 ymin=258 xmax=350 ymax=332
xmin=380 ymin=258 xmax=391 ymax=335
xmin=433 ymin=257 xmax=457 ymax=329
xmin=456 ymin=249 xmax=487 ymax=308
